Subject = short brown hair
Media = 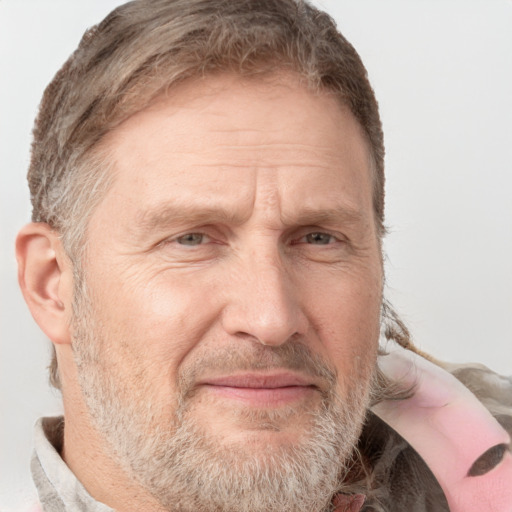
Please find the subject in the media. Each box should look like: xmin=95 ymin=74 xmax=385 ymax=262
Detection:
xmin=28 ymin=0 xmax=385 ymax=387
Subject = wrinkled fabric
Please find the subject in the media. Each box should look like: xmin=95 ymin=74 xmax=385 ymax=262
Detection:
xmin=31 ymin=417 xmax=113 ymax=512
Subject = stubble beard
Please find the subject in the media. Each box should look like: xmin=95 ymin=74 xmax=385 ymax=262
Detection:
xmin=71 ymin=282 xmax=376 ymax=512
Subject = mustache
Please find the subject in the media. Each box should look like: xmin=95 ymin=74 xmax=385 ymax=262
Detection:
xmin=177 ymin=341 xmax=338 ymax=397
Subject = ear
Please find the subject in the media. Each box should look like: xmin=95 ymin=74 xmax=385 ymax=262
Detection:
xmin=16 ymin=223 xmax=74 ymax=345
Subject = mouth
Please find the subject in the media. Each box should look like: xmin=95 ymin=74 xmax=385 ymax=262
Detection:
xmin=198 ymin=372 xmax=320 ymax=407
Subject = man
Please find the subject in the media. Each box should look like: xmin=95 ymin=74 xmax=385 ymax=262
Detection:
xmin=14 ymin=1 xmax=512 ymax=511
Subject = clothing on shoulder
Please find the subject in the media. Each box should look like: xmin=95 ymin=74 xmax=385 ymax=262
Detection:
xmin=31 ymin=352 xmax=512 ymax=512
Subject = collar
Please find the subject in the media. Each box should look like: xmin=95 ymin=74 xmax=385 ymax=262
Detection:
xmin=31 ymin=417 xmax=114 ymax=512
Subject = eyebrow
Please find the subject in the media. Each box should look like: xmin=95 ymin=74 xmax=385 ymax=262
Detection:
xmin=133 ymin=202 xmax=368 ymax=238
xmin=281 ymin=206 xmax=367 ymax=228
xmin=134 ymin=203 xmax=250 ymax=233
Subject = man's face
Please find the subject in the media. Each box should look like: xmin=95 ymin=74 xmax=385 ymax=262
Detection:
xmin=72 ymin=73 xmax=383 ymax=511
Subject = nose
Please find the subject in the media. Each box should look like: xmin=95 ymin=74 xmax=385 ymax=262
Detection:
xmin=221 ymin=249 xmax=307 ymax=346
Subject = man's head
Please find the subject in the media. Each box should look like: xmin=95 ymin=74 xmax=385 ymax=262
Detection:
xmin=16 ymin=1 xmax=393 ymax=511
xmin=28 ymin=0 xmax=385 ymax=262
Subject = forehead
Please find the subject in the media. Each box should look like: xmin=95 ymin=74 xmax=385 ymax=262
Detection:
xmin=94 ymin=72 xmax=374 ymax=228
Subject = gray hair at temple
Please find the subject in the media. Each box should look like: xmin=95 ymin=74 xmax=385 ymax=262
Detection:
xmin=27 ymin=0 xmax=387 ymax=388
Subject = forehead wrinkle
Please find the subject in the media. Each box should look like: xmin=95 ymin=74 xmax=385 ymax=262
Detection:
xmin=279 ymin=205 xmax=368 ymax=229
xmin=200 ymin=136 xmax=341 ymax=153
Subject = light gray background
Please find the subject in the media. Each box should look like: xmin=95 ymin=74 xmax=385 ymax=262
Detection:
xmin=1 ymin=0 xmax=511 ymax=509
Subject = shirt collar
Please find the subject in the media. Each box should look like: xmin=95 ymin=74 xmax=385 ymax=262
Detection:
xmin=32 ymin=416 xmax=113 ymax=512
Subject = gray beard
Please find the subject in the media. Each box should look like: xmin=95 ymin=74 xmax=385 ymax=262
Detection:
xmin=72 ymin=285 xmax=374 ymax=512
xmin=118 ymin=386 xmax=367 ymax=512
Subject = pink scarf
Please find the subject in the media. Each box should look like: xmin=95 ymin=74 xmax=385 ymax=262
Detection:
xmin=373 ymin=348 xmax=512 ymax=512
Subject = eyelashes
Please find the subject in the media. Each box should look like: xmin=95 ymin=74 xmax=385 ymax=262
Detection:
xmin=292 ymin=232 xmax=341 ymax=246
xmin=165 ymin=229 xmax=345 ymax=248
xmin=174 ymin=233 xmax=212 ymax=246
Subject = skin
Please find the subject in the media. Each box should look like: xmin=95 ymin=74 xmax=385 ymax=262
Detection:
xmin=17 ymin=72 xmax=383 ymax=511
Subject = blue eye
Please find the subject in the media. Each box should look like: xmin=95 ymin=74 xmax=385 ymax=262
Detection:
xmin=176 ymin=233 xmax=206 ymax=246
xmin=305 ymin=232 xmax=335 ymax=245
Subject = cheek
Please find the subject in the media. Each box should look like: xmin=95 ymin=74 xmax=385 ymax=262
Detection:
xmin=302 ymin=269 xmax=382 ymax=381
xmin=88 ymin=268 xmax=223 ymax=392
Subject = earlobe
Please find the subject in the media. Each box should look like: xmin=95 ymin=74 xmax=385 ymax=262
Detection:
xmin=16 ymin=223 xmax=74 ymax=345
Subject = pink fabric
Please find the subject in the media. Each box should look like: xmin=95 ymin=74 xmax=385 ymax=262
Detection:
xmin=373 ymin=349 xmax=512 ymax=512
xmin=333 ymin=493 xmax=366 ymax=512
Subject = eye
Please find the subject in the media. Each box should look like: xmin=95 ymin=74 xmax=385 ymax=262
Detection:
xmin=303 ymin=232 xmax=337 ymax=245
xmin=175 ymin=233 xmax=210 ymax=246
xmin=289 ymin=230 xmax=349 ymax=263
